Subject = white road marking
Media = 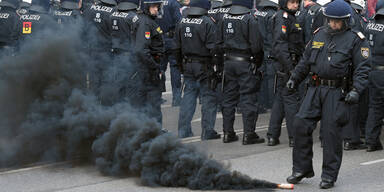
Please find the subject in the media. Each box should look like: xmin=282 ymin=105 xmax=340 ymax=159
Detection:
xmin=191 ymin=113 xmax=242 ymax=123
xmin=0 ymin=161 xmax=70 ymax=175
xmin=360 ymin=159 xmax=384 ymax=166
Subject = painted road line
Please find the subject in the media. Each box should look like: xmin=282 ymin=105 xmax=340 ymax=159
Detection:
xmin=191 ymin=113 xmax=242 ymax=123
xmin=0 ymin=161 xmax=71 ymax=175
xmin=360 ymin=159 xmax=384 ymax=166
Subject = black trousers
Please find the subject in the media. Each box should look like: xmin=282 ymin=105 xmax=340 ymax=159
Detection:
xmin=267 ymin=76 xmax=300 ymax=139
xmin=365 ymin=71 xmax=384 ymax=147
xmin=222 ymin=60 xmax=261 ymax=134
xmin=293 ymin=86 xmax=350 ymax=182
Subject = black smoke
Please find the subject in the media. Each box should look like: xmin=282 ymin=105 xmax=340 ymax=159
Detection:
xmin=0 ymin=20 xmax=278 ymax=190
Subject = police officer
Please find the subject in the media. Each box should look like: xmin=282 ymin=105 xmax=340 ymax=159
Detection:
xmin=266 ymin=0 xmax=304 ymax=147
xmin=156 ymin=0 xmax=182 ymax=106
xmin=108 ymin=0 xmax=140 ymax=104
xmin=342 ymin=0 xmax=370 ymax=150
xmin=53 ymin=0 xmax=82 ymax=24
xmin=0 ymin=0 xmax=20 ymax=56
xmin=297 ymin=0 xmax=322 ymax=44
xmin=19 ymin=0 xmax=56 ymax=41
xmin=254 ymin=0 xmax=279 ymax=112
xmin=285 ymin=0 xmax=370 ymax=188
xmin=174 ymin=0 xmax=220 ymax=140
xmin=134 ymin=0 xmax=165 ymax=126
xmin=82 ymin=0 xmax=116 ymax=98
xmin=364 ymin=0 xmax=384 ymax=152
xmin=216 ymin=0 xmax=265 ymax=145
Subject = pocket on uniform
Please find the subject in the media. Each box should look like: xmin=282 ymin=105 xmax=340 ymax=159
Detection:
xmin=334 ymin=101 xmax=350 ymax=126
xmin=308 ymin=48 xmax=321 ymax=64
xmin=329 ymin=49 xmax=350 ymax=70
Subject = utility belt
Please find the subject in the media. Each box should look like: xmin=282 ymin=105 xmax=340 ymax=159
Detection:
xmin=373 ymin=65 xmax=384 ymax=71
xmin=164 ymin=30 xmax=175 ymax=38
xmin=224 ymin=54 xmax=252 ymax=62
xmin=309 ymin=72 xmax=345 ymax=88
xmin=184 ymin=56 xmax=210 ymax=64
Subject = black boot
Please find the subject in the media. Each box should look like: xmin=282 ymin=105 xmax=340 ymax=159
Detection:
xmin=223 ymin=132 xmax=238 ymax=143
xmin=286 ymin=171 xmax=315 ymax=184
xmin=267 ymin=137 xmax=280 ymax=146
xmin=319 ymin=178 xmax=335 ymax=189
xmin=242 ymin=132 xmax=265 ymax=145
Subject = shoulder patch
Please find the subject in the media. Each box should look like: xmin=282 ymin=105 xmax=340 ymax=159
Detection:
xmin=283 ymin=12 xmax=288 ymax=19
xmin=361 ymin=47 xmax=369 ymax=59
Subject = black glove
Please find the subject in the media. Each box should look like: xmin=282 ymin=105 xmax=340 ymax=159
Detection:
xmin=345 ymin=89 xmax=359 ymax=104
xmin=286 ymin=78 xmax=296 ymax=90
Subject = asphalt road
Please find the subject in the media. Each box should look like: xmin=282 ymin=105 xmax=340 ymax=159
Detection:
xmin=1 ymin=71 xmax=384 ymax=192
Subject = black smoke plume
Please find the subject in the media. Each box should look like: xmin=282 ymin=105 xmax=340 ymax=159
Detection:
xmin=0 ymin=21 xmax=278 ymax=190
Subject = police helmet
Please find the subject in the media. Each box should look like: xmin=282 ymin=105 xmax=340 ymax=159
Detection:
xmin=350 ymin=0 xmax=365 ymax=11
xmin=228 ymin=0 xmax=252 ymax=14
xmin=20 ymin=0 xmax=31 ymax=8
xmin=141 ymin=0 xmax=164 ymax=17
xmin=375 ymin=0 xmax=384 ymax=17
xmin=30 ymin=0 xmax=50 ymax=12
xmin=117 ymin=0 xmax=139 ymax=11
xmin=100 ymin=0 xmax=117 ymax=6
xmin=0 ymin=0 xmax=19 ymax=9
xmin=188 ymin=0 xmax=210 ymax=15
xmin=61 ymin=0 xmax=81 ymax=10
xmin=317 ymin=0 xmax=331 ymax=6
xmin=222 ymin=0 xmax=231 ymax=7
xmin=258 ymin=0 xmax=279 ymax=8
xmin=210 ymin=0 xmax=223 ymax=9
xmin=323 ymin=0 xmax=352 ymax=19
xmin=278 ymin=0 xmax=301 ymax=13
xmin=100 ymin=0 xmax=117 ymax=5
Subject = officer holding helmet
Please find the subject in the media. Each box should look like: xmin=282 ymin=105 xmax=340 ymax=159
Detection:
xmin=364 ymin=0 xmax=384 ymax=152
xmin=0 ymin=0 xmax=20 ymax=56
xmin=174 ymin=0 xmax=220 ymax=140
xmin=216 ymin=0 xmax=265 ymax=145
xmin=135 ymin=0 xmax=165 ymax=126
xmin=267 ymin=0 xmax=304 ymax=147
xmin=286 ymin=0 xmax=370 ymax=188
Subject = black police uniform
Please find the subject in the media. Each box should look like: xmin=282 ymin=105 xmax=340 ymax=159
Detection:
xmin=175 ymin=0 xmax=220 ymax=140
xmin=254 ymin=0 xmax=278 ymax=111
xmin=288 ymin=24 xmax=370 ymax=187
xmin=364 ymin=12 xmax=384 ymax=152
xmin=267 ymin=0 xmax=304 ymax=146
xmin=342 ymin=5 xmax=370 ymax=150
xmin=82 ymin=0 xmax=116 ymax=98
xmin=216 ymin=1 xmax=265 ymax=145
xmin=134 ymin=3 xmax=164 ymax=126
xmin=0 ymin=0 xmax=20 ymax=56
xmin=108 ymin=0 xmax=140 ymax=104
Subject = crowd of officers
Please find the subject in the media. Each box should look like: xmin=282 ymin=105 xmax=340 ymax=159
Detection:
xmin=0 ymin=0 xmax=383 ymax=189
